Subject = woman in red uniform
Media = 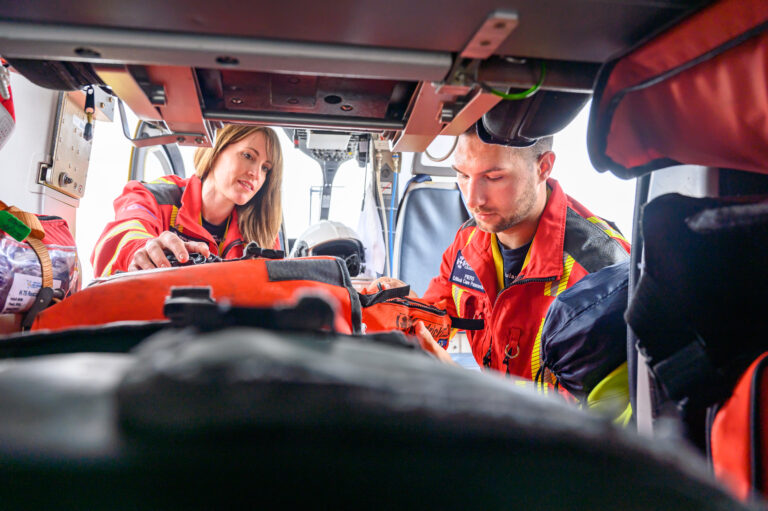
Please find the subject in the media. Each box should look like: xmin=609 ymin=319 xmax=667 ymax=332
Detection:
xmin=92 ymin=125 xmax=283 ymax=276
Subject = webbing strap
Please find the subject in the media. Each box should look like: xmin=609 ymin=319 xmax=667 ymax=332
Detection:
xmin=26 ymin=237 xmax=53 ymax=289
xmin=449 ymin=316 xmax=484 ymax=331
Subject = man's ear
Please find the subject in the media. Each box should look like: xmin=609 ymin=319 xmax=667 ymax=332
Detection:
xmin=537 ymin=151 xmax=555 ymax=181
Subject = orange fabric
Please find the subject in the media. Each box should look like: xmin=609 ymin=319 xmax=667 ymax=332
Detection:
xmin=711 ymin=352 xmax=768 ymax=500
xmin=361 ymin=297 xmax=454 ymax=343
xmin=593 ymin=0 xmax=768 ymax=175
xmin=32 ymin=257 xmax=354 ymax=334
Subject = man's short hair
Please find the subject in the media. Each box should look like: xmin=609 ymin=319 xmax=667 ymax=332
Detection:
xmin=524 ymin=136 xmax=553 ymax=162
xmin=461 ymin=127 xmax=553 ymax=163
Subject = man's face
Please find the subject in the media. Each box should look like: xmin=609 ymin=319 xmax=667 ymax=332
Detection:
xmin=453 ymin=135 xmax=542 ymax=234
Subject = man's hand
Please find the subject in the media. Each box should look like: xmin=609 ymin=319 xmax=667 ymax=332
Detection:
xmin=414 ymin=320 xmax=457 ymax=365
xmin=364 ymin=277 xmax=417 ymax=297
xmin=127 ymin=231 xmax=211 ymax=271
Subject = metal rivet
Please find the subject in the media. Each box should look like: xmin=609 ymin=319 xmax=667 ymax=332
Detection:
xmin=177 ymin=136 xmax=186 ymax=143
xmin=479 ymin=40 xmax=491 ymax=46
xmin=286 ymin=97 xmax=299 ymax=105
xmin=230 ymin=97 xmax=243 ymax=105
xmin=228 ymin=85 xmax=240 ymax=91
xmin=340 ymin=104 xmax=353 ymax=112
xmin=195 ymin=137 xmax=205 ymax=144
xmin=494 ymin=21 xmax=506 ymax=29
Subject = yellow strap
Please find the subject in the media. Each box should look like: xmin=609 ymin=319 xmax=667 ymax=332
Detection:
xmin=489 ymin=233 xmax=505 ymax=292
xmin=26 ymin=237 xmax=53 ymax=289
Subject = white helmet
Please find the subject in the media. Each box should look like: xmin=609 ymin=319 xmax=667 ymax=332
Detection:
xmin=290 ymin=221 xmax=366 ymax=276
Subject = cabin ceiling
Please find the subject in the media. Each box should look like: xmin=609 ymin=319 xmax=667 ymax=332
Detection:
xmin=0 ymin=0 xmax=711 ymax=151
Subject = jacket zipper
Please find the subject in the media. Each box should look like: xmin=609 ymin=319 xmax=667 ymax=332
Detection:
xmin=484 ymin=275 xmax=558 ymax=369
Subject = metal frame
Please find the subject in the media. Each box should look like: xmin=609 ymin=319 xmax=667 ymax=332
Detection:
xmin=0 ymin=21 xmax=452 ymax=82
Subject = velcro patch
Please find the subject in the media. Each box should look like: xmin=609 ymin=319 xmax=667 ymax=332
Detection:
xmin=449 ymin=250 xmax=484 ymax=292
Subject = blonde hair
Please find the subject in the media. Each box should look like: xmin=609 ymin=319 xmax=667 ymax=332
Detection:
xmin=193 ymin=125 xmax=283 ymax=248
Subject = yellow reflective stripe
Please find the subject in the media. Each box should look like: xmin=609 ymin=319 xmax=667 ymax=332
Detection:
xmin=544 ymin=280 xmax=553 ymax=297
xmin=530 ymin=316 xmax=546 ymax=381
xmin=556 ymin=254 xmax=575 ymax=295
xmin=489 ymin=233 xmax=505 ymax=291
xmin=102 ymin=231 xmax=154 ymax=276
xmin=93 ymin=220 xmax=150 ymax=266
xmin=150 ymin=176 xmax=176 ymax=185
xmin=464 ymin=227 xmax=477 ymax=247
xmin=451 ymin=284 xmax=464 ymax=317
xmin=587 ymin=216 xmax=628 ymax=244
xmin=170 ymin=206 xmax=180 ymax=229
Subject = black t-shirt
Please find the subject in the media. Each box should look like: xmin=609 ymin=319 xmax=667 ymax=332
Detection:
xmin=499 ymin=240 xmax=531 ymax=288
xmin=202 ymin=217 xmax=228 ymax=245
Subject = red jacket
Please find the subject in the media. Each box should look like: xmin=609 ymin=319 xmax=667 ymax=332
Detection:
xmin=92 ymin=175 xmax=253 ymax=277
xmin=422 ymin=179 xmax=630 ymax=378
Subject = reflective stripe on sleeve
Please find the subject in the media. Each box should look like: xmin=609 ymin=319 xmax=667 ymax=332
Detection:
xmin=93 ymin=220 xmax=151 ymax=266
xmin=102 ymin=230 xmax=155 ymax=276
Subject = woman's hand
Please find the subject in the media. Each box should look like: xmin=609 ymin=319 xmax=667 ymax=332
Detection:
xmin=414 ymin=321 xmax=457 ymax=365
xmin=364 ymin=277 xmax=417 ymax=297
xmin=127 ymin=231 xmax=211 ymax=271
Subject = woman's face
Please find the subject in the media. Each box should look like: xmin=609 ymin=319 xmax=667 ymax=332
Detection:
xmin=208 ymin=131 xmax=273 ymax=206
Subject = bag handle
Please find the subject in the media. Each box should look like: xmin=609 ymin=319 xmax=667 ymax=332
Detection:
xmin=358 ymin=285 xmax=412 ymax=308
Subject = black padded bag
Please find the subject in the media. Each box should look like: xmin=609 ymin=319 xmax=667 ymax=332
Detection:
xmin=627 ymin=193 xmax=768 ymax=409
xmin=0 ymin=325 xmax=754 ymax=510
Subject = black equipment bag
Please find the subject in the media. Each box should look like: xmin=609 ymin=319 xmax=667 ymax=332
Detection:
xmin=626 ymin=193 xmax=768 ymax=411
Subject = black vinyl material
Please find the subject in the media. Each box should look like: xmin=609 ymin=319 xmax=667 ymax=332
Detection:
xmin=0 ymin=326 xmax=753 ymax=510
xmin=395 ymin=184 xmax=469 ymax=297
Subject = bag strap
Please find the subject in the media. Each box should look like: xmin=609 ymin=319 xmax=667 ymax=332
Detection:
xmin=450 ymin=316 xmax=484 ymax=331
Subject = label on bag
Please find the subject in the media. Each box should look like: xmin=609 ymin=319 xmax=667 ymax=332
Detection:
xmin=3 ymin=274 xmax=61 ymax=313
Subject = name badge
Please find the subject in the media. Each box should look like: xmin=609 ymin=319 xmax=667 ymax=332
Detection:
xmin=449 ymin=251 xmax=484 ymax=292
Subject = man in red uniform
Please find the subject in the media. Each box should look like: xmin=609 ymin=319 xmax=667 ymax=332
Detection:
xmin=370 ymin=131 xmax=630 ymax=377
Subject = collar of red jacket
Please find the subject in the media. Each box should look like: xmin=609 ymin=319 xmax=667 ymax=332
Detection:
xmin=462 ymin=177 xmax=568 ymax=290
xmin=175 ymin=175 xmax=241 ymax=247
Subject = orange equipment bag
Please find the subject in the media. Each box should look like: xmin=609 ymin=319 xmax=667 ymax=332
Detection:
xmin=32 ymin=257 xmax=361 ymax=335
xmin=709 ymin=351 xmax=768 ymax=501
xmin=359 ymin=288 xmax=483 ymax=347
